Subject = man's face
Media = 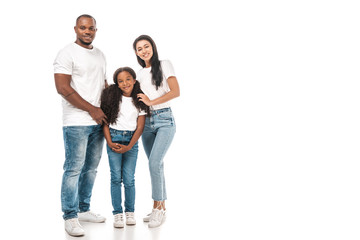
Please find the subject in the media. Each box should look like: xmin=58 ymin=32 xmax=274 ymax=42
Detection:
xmin=74 ymin=17 xmax=97 ymax=48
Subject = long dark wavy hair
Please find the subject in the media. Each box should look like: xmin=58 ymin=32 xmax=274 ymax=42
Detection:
xmin=100 ymin=67 xmax=150 ymax=125
xmin=133 ymin=35 xmax=163 ymax=90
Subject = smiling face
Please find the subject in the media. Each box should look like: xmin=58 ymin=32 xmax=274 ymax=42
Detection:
xmin=116 ymin=71 xmax=136 ymax=97
xmin=135 ymin=40 xmax=153 ymax=67
xmin=74 ymin=17 xmax=97 ymax=49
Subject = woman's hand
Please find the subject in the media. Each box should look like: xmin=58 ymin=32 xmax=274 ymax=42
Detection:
xmin=137 ymin=93 xmax=152 ymax=106
xmin=112 ymin=144 xmax=131 ymax=154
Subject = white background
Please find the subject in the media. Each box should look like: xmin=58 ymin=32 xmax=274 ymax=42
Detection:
xmin=0 ymin=0 xmax=359 ymax=239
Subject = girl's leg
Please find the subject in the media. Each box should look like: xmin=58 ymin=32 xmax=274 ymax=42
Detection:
xmin=122 ymin=142 xmax=138 ymax=213
xmin=107 ymin=144 xmax=124 ymax=215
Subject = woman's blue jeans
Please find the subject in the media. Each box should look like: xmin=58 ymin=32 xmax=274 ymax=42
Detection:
xmin=106 ymin=129 xmax=138 ymax=214
xmin=142 ymin=108 xmax=176 ymax=201
xmin=61 ymin=125 xmax=104 ymax=220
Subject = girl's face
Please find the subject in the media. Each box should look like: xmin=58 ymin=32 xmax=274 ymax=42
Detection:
xmin=135 ymin=40 xmax=153 ymax=66
xmin=117 ymin=71 xmax=136 ymax=97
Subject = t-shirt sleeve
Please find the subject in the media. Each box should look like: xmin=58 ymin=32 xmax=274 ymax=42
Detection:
xmin=53 ymin=48 xmax=72 ymax=75
xmin=161 ymin=60 xmax=176 ymax=80
xmin=139 ymin=110 xmax=147 ymax=116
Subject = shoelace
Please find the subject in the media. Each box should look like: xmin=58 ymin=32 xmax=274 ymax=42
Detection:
xmin=88 ymin=211 xmax=100 ymax=217
xmin=115 ymin=214 xmax=123 ymax=222
xmin=69 ymin=218 xmax=81 ymax=228
xmin=150 ymin=209 xmax=164 ymax=222
xmin=126 ymin=212 xmax=134 ymax=219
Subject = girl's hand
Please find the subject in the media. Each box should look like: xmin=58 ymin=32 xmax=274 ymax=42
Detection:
xmin=108 ymin=142 xmax=121 ymax=151
xmin=112 ymin=144 xmax=130 ymax=154
xmin=137 ymin=93 xmax=152 ymax=106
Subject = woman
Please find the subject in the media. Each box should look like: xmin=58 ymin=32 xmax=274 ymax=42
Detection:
xmin=133 ymin=35 xmax=180 ymax=228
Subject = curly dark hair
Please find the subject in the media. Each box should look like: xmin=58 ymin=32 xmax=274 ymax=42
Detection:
xmin=100 ymin=67 xmax=150 ymax=125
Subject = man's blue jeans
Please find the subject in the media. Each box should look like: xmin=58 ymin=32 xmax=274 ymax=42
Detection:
xmin=61 ymin=125 xmax=104 ymax=220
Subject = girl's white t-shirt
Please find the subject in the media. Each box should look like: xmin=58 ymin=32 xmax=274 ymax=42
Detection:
xmin=137 ymin=60 xmax=175 ymax=110
xmin=109 ymin=96 xmax=146 ymax=131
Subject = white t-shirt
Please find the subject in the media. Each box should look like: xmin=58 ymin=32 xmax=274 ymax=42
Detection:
xmin=109 ymin=96 xmax=146 ymax=131
xmin=53 ymin=43 xmax=107 ymax=126
xmin=137 ymin=60 xmax=175 ymax=110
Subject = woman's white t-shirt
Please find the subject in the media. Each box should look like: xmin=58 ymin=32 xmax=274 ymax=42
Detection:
xmin=109 ymin=96 xmax=146 ymax=131
xmin=137 ymin=60 xmax=175 ymax=110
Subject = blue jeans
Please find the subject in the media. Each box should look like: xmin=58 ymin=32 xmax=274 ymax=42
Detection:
xmin=106 ymin=129 xmax=138 ymax=214
xmin=142 ymin=108 xmax=176 ymax=201
xmin=61 ymin=125 xmax=104 ymax=220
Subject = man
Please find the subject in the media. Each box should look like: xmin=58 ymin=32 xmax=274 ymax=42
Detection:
xmin=53 ymin=14 xmax=107 ymax=237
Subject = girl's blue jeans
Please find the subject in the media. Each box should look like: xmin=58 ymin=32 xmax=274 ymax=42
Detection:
xmin=106 ymin=129 xmax=138 ymax=214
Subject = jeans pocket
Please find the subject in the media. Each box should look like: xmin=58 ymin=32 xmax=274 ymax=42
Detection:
xmin=157 ymin=111 xmax=173 ymax=121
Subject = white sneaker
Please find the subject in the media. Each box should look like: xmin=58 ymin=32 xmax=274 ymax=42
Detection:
xmin=143 ymin=212 xmax=152 ymax=222
xmin=65 ymin=218 xmax=85 ymax=237
xmin=113 ymin=213 xmax=124 ymax=228
xmin=78 ymin=211 xmax=106 ymax=223
xmin=143 ymin=209 xmax=167 ymax=222
xmin=125 ymin=212 xmax=136 ymax=225
xmin=148 ymin=209 xmax=166 ymax=228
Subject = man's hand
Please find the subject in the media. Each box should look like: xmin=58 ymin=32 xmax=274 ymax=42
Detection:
xmin=89 ymin=106 xmax=108 ymax=125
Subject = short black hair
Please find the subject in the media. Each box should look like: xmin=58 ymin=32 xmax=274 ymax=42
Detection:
xmin=76 ymin=14 xmax=96 ymax=25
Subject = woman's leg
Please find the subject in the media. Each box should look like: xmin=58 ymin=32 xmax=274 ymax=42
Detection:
xmin=148 ymin=125 xmax=176 ymax=202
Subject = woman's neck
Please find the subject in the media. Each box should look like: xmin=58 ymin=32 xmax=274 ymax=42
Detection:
xmin=145 ymin=60 xmax=151 ymax=68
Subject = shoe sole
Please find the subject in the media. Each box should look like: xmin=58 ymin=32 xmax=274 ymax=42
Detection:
xmin=65 ymin=230 xmax=85 ymax=237
xmin=114 ymin=224 xmax=124 ymax=228
xmin=79 ymin=219 xmax=106 ymax=223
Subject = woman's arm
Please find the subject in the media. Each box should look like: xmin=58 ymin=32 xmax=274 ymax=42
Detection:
xmin=113 ymin=115 xmax=146 ymax=154
xmin=137 ymin=76 xmax=180 ymax=106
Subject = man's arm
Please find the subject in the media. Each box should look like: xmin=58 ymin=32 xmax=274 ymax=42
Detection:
xmin=54 ymin=73 xmax=108 ymax=125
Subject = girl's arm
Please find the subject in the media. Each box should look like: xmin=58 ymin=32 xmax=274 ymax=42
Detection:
xmin=103 ymin=124 xmax=121 ymax=151
xmin=114 ymin=115 xmax=146 ymax=154
xmin=137 ymin=76 xmax=180 ymax=106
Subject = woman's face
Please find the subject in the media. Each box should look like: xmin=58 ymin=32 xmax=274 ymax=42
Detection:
xmin=135 ymin=40 xmax=153 ymax=65
xmin=117 ymin=71 xmax=136 ymax=97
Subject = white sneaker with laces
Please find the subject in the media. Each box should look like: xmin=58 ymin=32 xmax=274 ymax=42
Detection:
xmin=143 ymin=209 xmax=167 ymax=222
xmin=114 ymin=213 xmax=124 ymax=228
xmin=125 ymin=212 xmax=136 ymax=225
xmin=148 ymin=209 xmax=166 ymax=228
xmin=65 ymin=218 xmax=85 ymax=237
xmin=78 ymin=211 xmax=106 ymax=223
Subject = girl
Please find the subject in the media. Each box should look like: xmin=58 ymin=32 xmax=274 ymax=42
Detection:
xmin=133 ymin=35 xmax=180 ymax=228
xmin=100 ymin=67 xmax=149 ymax=228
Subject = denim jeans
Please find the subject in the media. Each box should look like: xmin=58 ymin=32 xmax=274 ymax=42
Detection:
xmin=106 ymin=129 xmax=138 ymax=214
xmin=142 ymin=108 xmax=176 ymax=201
xmin=61 ymin=125 xmax=104 ymax=220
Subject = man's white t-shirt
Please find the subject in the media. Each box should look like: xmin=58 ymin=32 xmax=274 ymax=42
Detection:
xmin=53 ymin=43 xmax=107 ymax=126
xmin=137 ymin=60 xmax=175 ymax=110
xmin=109 ymin=96 xmax=146 ymax=131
